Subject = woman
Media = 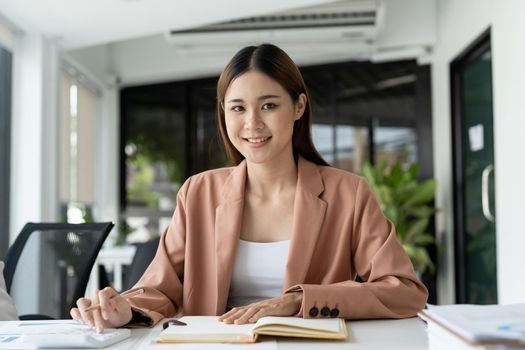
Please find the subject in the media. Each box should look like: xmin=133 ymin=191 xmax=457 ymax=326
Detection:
xmin=0 ymin=261 xmax=18 ymax=320
xmin=71 ymin=44 xmax=428 ymax=332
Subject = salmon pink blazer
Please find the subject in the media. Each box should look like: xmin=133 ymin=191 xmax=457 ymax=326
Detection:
xmin=127 ymin=156 xmax=428 ymax=324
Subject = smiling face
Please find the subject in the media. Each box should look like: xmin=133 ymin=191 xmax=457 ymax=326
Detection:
xmin=223 ymin=70 xmax=306 ymax=166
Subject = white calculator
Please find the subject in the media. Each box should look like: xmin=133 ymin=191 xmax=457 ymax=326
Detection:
xmin=23 ymin=328 xmax=131 ymax=349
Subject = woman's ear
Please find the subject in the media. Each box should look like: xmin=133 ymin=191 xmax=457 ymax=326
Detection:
xmin=295 ymin=93 xmax=307 ymax=120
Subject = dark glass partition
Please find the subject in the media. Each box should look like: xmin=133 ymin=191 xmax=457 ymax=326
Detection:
xmin=0 ymin=45 xmax=12 ymax=259
xmin=451 ymin=30 xmax=497 ymax=304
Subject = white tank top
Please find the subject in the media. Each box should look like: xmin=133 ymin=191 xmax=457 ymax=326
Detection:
xmin=227 ymin=239 xmax=291 ymax=308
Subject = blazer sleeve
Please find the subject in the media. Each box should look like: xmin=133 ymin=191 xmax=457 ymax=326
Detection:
xmin=124 ymin=177 xmax=191 ymax=326
xmin=286 ymin=178 xmax=428 ymax=320
xmin=0 ymin=262 xmax=18 ymax=321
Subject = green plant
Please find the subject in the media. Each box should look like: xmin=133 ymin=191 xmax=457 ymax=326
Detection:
xmin=114 ymin=220 xmax=134 ymax=246
xmin=362 ymin=160 xmax=437 ymax=275
xmin=127 ymin=154 xmax=163 ymax=208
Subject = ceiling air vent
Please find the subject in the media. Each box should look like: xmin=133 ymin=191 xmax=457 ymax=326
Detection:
xmin=164 ymin=0 xmax=380 ymax=49
xmin=170 ymin=11 xmax=375 ymax=34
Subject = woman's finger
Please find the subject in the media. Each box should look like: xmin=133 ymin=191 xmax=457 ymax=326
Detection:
xmin=77 ymin=297 xmax=94 ymax=328
xmin=91 ymin=290 xmax=105 ymax=333
xmin=221 ymin=307 xmax=248 ymax=324
xmin=70 ymin=307 xmax=82 ymax=323
xmin=233 ymin=306 xmax=261 ymax=324
xmin=98 ymin=287 xmax=118 ymax=320
xmin=218 ymin=307 xmax=241 ymax=321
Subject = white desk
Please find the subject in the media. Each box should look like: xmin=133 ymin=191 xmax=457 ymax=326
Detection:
xmin=122 ymin=317 xmax=428 ymax=350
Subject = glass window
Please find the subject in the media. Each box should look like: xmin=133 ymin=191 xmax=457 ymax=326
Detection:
xmin=121 ymin=84 xmax=186 ymax=243
xmin=374 ymin=127 xmax=417 ymax=168
xmin=190 ymin=82 xmax=228 ymax=173
xmin=312 ymin=124 xmax=334 ymax=164
xmin=312 ymin=124 xmax=369 ymax=173
xmin=120 ymin=80 xmax=227 ymax=244
xmin=59 ymin=70 xmax=98 ymax=223
xmin=336 ymin=125 xmax=369 ymax=173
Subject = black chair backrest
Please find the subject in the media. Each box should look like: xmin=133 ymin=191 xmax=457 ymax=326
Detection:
xmin=122 ymin=237 xmax=160 ymax=292
xmin=3 ymin=222 xmax=113 ymax=319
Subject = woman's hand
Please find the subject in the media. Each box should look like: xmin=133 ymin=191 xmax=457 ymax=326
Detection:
xmin=219 ymin=292 xmax=303 ymax=325
xmin=70 ymin=287 xmax=133 ymax=333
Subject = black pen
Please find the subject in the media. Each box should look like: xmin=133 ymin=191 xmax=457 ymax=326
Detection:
xmin=162 ymin=319 xmax=187 ymax=330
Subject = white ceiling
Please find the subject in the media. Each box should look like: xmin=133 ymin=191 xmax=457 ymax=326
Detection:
xmin=0 ymin=0 xmax=335 ymax=49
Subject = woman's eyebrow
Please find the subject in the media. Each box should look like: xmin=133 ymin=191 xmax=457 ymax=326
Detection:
xmin=226 ymin=95 xmax=281 ymax=103
xmin=258 ymin=94 xmax=281 ymax=101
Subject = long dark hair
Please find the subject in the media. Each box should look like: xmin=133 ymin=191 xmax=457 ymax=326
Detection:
xmin=216 ymin=43 xmax=329 ymax=166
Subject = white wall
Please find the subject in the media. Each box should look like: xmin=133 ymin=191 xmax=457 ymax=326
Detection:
xmin=9 ymin=32 xmax=62 ymax=311
xmin=64 ymin=44 xmax=111 ymax=87
xmin=491 ymin=0 xmax=525 ymax=304
xmin=93 ymin=86 xmax=119 ymax=231
xmin=376 ymin=0 xmax=436 ymax=49
xmin=10 ymin=33 xmax=51 ymax=239
xmin=432 ymin=0 xmax=525 ymax=304
xmin=0 ymin=14 xmax=15 ymax=50
xmin=41 ymin=36 xmax=60 ymax=224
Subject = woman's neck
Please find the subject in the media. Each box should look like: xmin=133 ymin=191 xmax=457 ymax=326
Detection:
xmin=245 ymin=154 xmax=298 ymax=199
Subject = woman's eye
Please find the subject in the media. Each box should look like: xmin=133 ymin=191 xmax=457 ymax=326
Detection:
xmin=262 ymin=103 xmax=277 ymax=110
xmin=231 ymin=106 xmax=244 ymax=112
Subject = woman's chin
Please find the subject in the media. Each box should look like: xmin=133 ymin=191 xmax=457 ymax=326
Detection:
xmin=244 ymin=155 xmax=270 ymax=165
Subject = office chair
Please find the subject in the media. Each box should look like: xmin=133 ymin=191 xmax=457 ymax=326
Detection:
xmin=121 ymin=236 xmax=160 ymax=292
xmin=3 ymin=222 xmax=113 ymax=320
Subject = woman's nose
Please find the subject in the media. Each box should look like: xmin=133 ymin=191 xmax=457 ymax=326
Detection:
xmin=244 ymin=110 xmax=264 ymax=131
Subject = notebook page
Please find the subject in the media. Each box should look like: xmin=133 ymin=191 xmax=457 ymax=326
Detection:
xmin=254 ymin=316 xmax=341 ymax=333
xmin=163 ymin=316 xmax=255 ymax=336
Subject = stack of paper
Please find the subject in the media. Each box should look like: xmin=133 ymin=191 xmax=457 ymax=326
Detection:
xmin=419 ymin=304 xmax=525 ymax=350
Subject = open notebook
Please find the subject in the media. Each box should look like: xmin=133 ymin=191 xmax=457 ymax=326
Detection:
xmin=156 ymin=316 xmax=348 ymax=343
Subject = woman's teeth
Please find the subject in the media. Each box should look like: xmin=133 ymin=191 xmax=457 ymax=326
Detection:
xmin=246 ymin=137 xmax=269 ymax=143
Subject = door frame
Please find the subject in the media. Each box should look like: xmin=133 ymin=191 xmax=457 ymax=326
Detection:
xmin=0 ymin=45 xmax=12 ymax=260
xmin=450 ymin=28 xmax=493 ymax=303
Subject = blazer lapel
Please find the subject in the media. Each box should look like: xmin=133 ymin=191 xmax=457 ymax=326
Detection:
xmin=283 ymin=157 xmax=327 ymax=290
xmin=214 ymin=161 xmax=247 ymax=314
